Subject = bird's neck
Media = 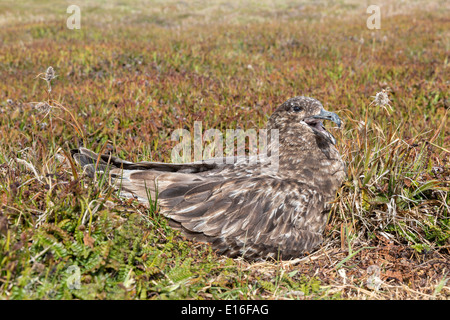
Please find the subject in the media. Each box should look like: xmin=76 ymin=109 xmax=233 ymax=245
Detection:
xmin=266 ymin=127 xmax=345 ymax=198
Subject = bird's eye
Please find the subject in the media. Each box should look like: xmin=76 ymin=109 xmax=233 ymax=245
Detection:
xmin=293 ymin=106 xmax=303 ymax=112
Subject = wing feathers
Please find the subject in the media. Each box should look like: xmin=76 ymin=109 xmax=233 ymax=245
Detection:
xmin=101 ymin=161 xmax=329 ymax=259
xmin=152 ymin=176 xmax=326 ymax=259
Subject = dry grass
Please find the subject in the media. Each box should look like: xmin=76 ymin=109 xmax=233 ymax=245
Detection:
xmin=0 ymin=0 xmax=449 ymax=300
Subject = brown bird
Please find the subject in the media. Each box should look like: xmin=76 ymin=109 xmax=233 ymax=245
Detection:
xmin=72 ymin=96 xmax=346 ymax=260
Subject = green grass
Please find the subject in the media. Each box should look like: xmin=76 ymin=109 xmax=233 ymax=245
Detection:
xmin=0 ymin=0 xmax=449 ymax=299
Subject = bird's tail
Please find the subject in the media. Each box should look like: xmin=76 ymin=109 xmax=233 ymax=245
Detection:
xmin=70 ymin=147 xmax=206 ymax=206
xmin=72 ymin=147 xmax=219 ymax=178
xmin=70 ymin=147 xmax=134 ymax=178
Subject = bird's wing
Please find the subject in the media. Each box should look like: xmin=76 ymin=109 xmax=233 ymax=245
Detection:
xmin=114 ymin=168 xmax=327 ymax=260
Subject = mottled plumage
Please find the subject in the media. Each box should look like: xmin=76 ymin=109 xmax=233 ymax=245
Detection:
xmin=72 ymin=96 xmax=346 ymax=260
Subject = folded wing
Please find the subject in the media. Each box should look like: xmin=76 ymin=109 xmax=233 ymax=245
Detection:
xmin=115 ymin=167 xmax=327 ymax=259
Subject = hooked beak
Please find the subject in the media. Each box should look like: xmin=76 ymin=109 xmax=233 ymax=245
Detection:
xmin=311 ymin=109 xmax=341 ymax=128
xmin=304 ymin=108 xmax=341 ymax=145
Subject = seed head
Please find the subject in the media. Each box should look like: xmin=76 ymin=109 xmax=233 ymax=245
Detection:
xmin=36 ymin=66 xmax=58 ymax=93
xmin=44 ymin=66 xmax=56 ymax=82
xmin=370 ymin=88 xmax=393 ymax=112
xmin=34 ymin=102 xmax=51 ymax=113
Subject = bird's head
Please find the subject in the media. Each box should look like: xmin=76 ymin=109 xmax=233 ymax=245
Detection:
xmin=268 ymin=96 xmax=341 ymax=145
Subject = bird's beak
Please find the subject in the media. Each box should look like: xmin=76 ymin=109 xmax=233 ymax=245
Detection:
xmin=311 ymin=109 xmax=341 ymax=128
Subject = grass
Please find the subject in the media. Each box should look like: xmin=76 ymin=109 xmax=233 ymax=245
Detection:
xmin=0 ymin=0 xmax=449 ymax=299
